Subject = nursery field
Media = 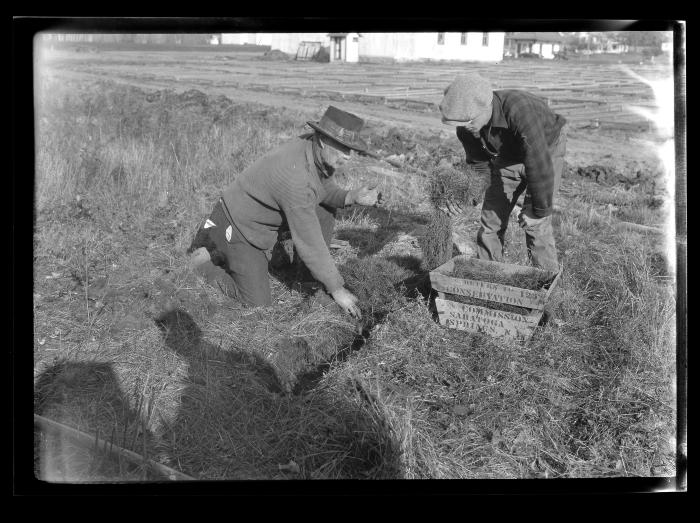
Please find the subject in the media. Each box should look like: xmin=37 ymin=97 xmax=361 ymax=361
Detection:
xmin=32 ymin=46 xmax=677 ymax=484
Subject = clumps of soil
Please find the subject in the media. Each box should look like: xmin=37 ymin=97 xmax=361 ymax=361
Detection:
xmin=450 ymin=259 xmax=554 ymax=291
xmin=418 ymin=210 xmax=453 ymax=271
xmin=427 ymin=163 xmax=489 ymax=208
xmin=573 ymin=164 xmax=663 ymax=194
xmin=261 ymin=49 xmax=291 ymax=61
xmin=338 ymin=256 xmax=411 ymax=329
xmin=373 ymin=127 xmax=414 ymax=156
xmin=574 ymin=165 xmax=618 ymax=184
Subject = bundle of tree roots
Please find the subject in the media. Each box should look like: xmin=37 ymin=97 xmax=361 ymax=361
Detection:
xmin=427 ymin=163 xmax=489 ymax=209
xmin=418 ymin=210 xmax=453 ymax=271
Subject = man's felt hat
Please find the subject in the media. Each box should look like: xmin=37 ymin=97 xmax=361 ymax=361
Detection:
xmin=307 ymin=106 xmax=369 ymax=153
xmin=439 ymin=73 xmax=493 ymax=125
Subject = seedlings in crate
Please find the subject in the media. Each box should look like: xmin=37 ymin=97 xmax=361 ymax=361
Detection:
xmin=451 ymin=259 xmax=554 ymax=291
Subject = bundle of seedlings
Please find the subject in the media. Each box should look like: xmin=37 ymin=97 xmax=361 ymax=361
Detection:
xmin=418 ymin=209 xmax=453 ymax=271
xmin=427 ymin=163 xmax=489 ymax=210
xmin=451 ymin=258 xmax=556 ymax=291
xmin=419 ymin=163 xmax=491 ymax=271
xmin=338 ymin=256 xmax=411 ymax=330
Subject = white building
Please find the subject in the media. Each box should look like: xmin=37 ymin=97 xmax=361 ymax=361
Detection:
xmin=329 ymin=33 xmax=361 ymax=62
xmin=219 ymin=32 xmax=505 ymax=62
xmin=503 ymin=32 xmax=564 ymax=59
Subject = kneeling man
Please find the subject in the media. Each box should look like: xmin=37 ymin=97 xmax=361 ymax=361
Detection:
xmin=189 ymin=106 xmax=384 ymax=318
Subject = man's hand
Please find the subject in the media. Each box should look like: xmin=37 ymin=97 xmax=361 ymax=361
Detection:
xmin=330 ymin=287 xmax=362 ymax=319
xmin=348 ymin=185 xmax=385 ymax=207
xmin=437 ymin=199 xmax=464 ymax=217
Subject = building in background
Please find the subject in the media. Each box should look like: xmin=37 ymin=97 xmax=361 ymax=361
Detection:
xmin=358 ymin=32 xmax=504 ymax=62
xmin=328 ymin=33 xmax=361 ymax=62
xmin=219 ymin=32 xmax=505 ymax=62
xmin=38 ymin=32 xmax=505 ymax=62
xmin=503 ymin=32 xmax=564 ymax=59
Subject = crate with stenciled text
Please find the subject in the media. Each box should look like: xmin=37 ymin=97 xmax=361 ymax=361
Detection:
xmin=429 ymin=255 xmax=561 ymax=340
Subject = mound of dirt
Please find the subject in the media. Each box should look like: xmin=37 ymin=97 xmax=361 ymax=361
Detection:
xmin=148 ymin=88 xmax=236 ymax=115
xmin=261 ymin=49 xmax=291 ymax=61
xmin=373 ymin=127 xmax=414 ymax=156
xmin=573 ymin=164 xmax=618 ymax=184
xmin=571 ymin=164 xmax=666 ymax=194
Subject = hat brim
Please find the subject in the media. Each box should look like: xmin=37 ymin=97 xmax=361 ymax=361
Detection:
xmin=307 ymin=121 xmax=369 ymax=154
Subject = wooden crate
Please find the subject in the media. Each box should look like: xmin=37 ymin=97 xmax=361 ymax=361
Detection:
xmin=429 ymin=256 xmax=561 ymax=340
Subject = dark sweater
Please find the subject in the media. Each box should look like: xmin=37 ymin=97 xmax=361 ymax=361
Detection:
xmin=457 ymin=90 xmax=566 ymax=217
xmin=221 ymin=137 xmax=349 ymax=292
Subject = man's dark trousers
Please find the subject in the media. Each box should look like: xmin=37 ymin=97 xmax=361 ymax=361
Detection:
xmin=476 ymin=125 xmax=567 ymax=272
xmin=191 ymin=200 xmax=335 ymax=306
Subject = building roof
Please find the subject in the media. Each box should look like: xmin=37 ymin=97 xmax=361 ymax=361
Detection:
xmin=505 ymin=32 xmax=564 ymax=43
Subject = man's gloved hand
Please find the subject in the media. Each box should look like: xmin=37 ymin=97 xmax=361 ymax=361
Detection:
xmin=518 ymin=208 xmax=547 ymax=229
xmin=437 ymin=199 xmax=465 ymax=217
xmin=330 ymin=287 xmax=362 ymax=319
xmin=347 ymin=185 xmax=385 ymax=207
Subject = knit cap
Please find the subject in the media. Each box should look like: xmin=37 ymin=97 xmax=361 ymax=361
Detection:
xmin=439 ymin=73 xmax=493 ymax=124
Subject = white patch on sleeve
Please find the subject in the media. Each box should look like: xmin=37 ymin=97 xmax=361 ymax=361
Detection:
xmin=225 ymin=225 xmax=232 ymax=242
xmin=203 ymin=219 xmax=216 ymax=229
